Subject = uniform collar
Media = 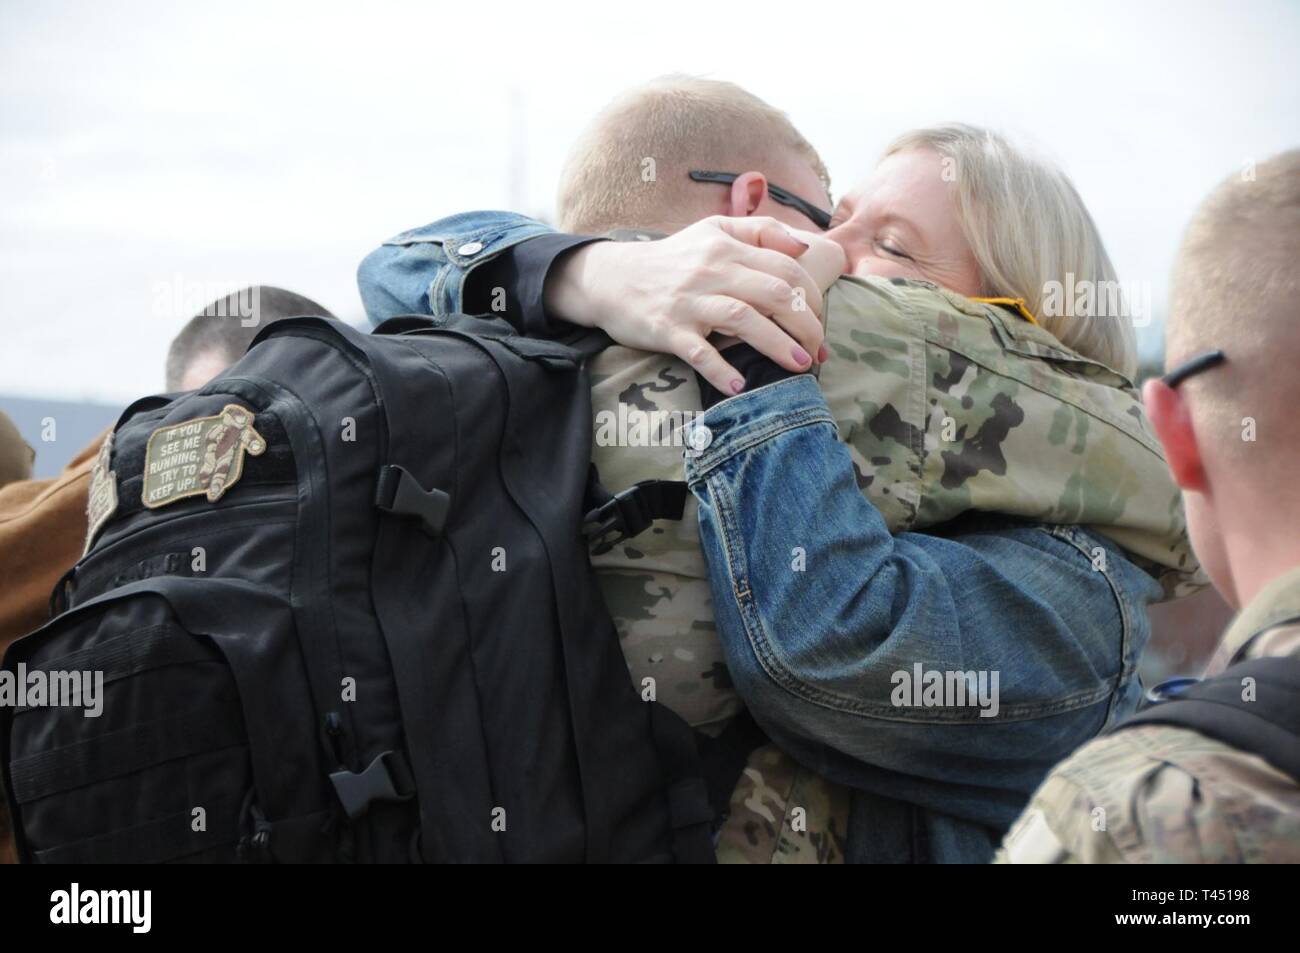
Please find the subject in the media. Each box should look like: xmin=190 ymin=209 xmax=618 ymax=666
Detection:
xmin=1219 ymin=563 xmax=1300 ymax=665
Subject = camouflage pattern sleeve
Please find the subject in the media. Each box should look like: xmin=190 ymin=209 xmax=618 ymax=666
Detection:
xmin=819 ymin=276 xmax=1205 ymax=600
xmin=997 ymin=725 xmax=1300 ymax=863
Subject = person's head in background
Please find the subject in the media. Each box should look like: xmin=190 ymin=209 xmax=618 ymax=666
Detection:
xmin=1143 ymin=150 xmax=1300 ymax=610
xmin=166 ymin=286 xmax=335 ymax=391
xmin=0 ymin=410 xmax=35 ymax=488
xmin=556 ymin=74 xmax=831 ymax=236
xmin=827 ymin=124 xmax=1137 ymax=380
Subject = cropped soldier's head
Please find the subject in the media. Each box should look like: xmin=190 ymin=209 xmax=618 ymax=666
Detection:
xmin=165 ymin=286 xmax=336 ymax=391
xmin=1144 ymin=150 xmax=1300 ymax=607
xmin=555 ymin=74 xmax=831 ymax=236
xmin=0 ymin=409 xmax=34 ymax=489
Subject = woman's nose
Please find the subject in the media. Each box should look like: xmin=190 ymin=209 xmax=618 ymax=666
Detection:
xmin=826 ymin=226 xmax=867 ymax=272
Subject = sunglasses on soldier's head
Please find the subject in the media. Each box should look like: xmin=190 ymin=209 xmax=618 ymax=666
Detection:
xmin=1162 ymin=350 xmax=1226 ymax=388
xmin=689 ymin=170 xmax=833 ymax=231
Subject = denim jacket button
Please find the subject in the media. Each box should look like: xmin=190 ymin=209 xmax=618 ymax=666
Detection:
xmin=688 ymin=424 xmax=713 ymax=453
xmin=457 ymin=241 xmax=484 ymax=256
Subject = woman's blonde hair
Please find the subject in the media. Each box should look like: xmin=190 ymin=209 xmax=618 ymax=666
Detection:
xmin=884 ymin=124 xmax=1137 ymax=379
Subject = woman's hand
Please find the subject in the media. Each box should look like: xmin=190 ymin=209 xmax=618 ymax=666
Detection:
xmin=545 ymin=216 xmax=846 ymax=395
xmin=783 ymin=226 xmax=848 ymax=295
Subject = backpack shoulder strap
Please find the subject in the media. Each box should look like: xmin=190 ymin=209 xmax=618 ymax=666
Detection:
xmin=377 ymin=310 xmax=612 ymax=361
xmin=1113 ymin=656 xmax=1300 ymax=784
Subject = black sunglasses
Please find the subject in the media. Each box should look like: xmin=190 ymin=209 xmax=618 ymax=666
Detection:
xmin=689 ymin=170 xmax=833 ymax=231
xmin=1161 ymin=350 xmax=1226 ymax=388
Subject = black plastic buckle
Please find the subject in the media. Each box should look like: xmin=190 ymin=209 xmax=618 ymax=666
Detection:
xmin=374 ymin=465 xmax=450 ymax=537
xmin=329 ymin=751 xmax=414 ymax=821
xmin=583 ymin=485 xmax=655 ymax=556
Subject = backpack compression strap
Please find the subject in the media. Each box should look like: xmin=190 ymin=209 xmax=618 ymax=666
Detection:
xmin=1111 ymin=655 xmax=1300 ymax=784
xmin=582 ymin=466 xmax=688 ymax=556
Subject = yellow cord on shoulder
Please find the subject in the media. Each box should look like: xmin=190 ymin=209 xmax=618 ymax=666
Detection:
xmin=971 ymin=296 xmax=1039 ymax=326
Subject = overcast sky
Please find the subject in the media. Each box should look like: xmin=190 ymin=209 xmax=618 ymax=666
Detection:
xmin=1 ymin=0 xmax=1297 ymax=403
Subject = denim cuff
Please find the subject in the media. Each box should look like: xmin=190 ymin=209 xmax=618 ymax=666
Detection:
xmin=682 ymin=374 xmax=834 ymax=482
xmin=505 ymin=233 xmax=604 ymax=337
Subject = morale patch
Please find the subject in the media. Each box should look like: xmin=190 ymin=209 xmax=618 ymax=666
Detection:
xmin=142 ymin=404 xmax=265 ymax=509
xmin=83 ymin=432 xmax=118 ymax=554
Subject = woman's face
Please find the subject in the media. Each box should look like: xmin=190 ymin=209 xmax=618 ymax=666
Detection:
xmin=825 ymin=148 xmax=983 ymax=296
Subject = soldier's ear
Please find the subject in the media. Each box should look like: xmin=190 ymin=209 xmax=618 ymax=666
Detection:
xmin=1143 ymin=377 xmax=1208 ymax=493
xmin=726 ymin=172 xmax=769 ymax=219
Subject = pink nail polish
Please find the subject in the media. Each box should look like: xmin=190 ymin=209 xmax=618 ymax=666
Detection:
xmin=817 ymin=344 xmax=829 ymax=363
xmin=730 ymin=378 xmax=744 ymax=394
xmin=793 ymin=346 xmax=812 ymax=367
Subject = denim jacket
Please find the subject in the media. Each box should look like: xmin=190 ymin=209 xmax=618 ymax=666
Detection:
xmin=682 ymin=375 xmax=1163 ymax=861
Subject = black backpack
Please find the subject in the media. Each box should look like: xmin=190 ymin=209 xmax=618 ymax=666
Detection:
xmin=0 ymin=315 xmax=732 ymax=863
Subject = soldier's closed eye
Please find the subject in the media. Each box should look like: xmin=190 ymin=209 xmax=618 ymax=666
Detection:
xmin=878 ymin=240 xmax=913 ymax=260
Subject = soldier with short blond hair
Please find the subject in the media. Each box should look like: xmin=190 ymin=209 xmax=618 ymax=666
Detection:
xmin=999 ymin=150 xmax=1300 ymax=864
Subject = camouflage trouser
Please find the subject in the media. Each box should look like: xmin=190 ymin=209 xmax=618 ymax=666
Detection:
xmin=715 ymin=744 xmax=849 ymax=864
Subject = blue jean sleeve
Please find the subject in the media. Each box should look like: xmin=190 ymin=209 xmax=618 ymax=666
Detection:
xmin=683 ymin=375 xmax=1150 ymax=829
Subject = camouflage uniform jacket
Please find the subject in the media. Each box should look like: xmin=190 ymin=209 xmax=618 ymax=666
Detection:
xmin=997 ymin=564 xmax=1300 ymax=863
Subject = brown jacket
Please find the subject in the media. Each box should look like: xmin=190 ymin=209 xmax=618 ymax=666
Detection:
xmin=0 ymin=431 xmax=104 ymax=863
